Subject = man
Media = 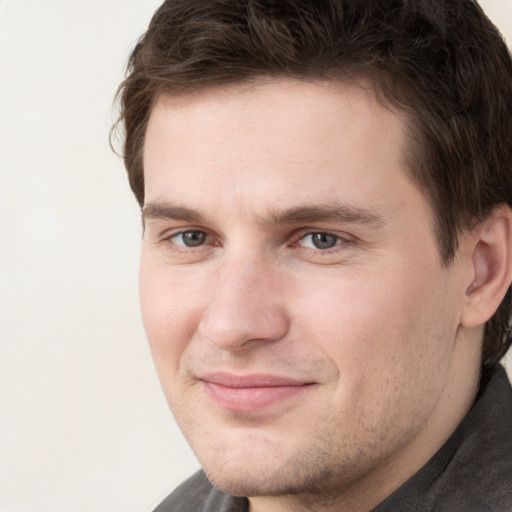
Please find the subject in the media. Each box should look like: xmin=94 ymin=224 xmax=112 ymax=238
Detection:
xmin=113 ymin=0 xmax=512 ymax=510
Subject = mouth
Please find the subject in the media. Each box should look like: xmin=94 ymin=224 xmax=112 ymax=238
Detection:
xmin=198 ymin=373 xmax=314 ymax=412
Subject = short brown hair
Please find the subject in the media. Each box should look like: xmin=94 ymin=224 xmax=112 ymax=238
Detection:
xmin=113 ymin=0 xmax=512 ymax=365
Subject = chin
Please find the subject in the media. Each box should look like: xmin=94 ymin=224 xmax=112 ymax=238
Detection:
xmin=205 ymin=467 xmax=297 ymax=498
xmin=206 ymin=472 xmax=264 ymax=498
xmin=198 ymin=446 xmax=356 ymax=501
xmin=196 ymin=449 xmax=296 ymax=497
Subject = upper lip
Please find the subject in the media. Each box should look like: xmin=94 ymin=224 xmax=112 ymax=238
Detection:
xmin=199 ymin=372 xmax=312 ymax=388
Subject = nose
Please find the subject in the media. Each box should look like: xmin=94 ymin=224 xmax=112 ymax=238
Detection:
xmin=197 ymin=256 xmax=290 ymax=351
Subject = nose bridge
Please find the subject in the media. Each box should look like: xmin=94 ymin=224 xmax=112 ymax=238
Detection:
xmin=199 ymin=251 xmax=289 ymax=351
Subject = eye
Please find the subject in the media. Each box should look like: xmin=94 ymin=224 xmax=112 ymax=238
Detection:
xmin=299 ymin=232 xmax=342 ymax=250
xmin=171 ymin=230 xmax=208 ymax=247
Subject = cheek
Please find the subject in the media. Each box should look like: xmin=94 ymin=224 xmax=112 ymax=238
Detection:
xmin=139 ymin=259 xmax=206 ymax=379
xmin=292 ymin=262 xmax=457 ymax=386
xmin=292 ymin=269 xmax=401 ymax=353
xmin=291 ymin=265 xmax=458 ymax=445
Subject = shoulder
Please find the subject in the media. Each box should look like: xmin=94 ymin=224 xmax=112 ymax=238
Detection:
xmin=436 ymin=364 xmax=512 ymax=510
xmin=152 ymin=470 xmax=247 ymax=512
xmin=426 ymin=364 xmax=512 ymax=511
xmin=375 ymin=364 xmax=512 ymax=512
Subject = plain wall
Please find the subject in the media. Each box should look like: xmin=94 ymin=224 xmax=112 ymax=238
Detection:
xmin=0 ymin=1 xmax=511 ymax=511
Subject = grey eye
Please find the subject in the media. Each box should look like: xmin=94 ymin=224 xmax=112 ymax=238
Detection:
xmin=300 ymin=232 xmax=340 ymax=250
xmin=173 ymin=230 xmax=208 ymax=247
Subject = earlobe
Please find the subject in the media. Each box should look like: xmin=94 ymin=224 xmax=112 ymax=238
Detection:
xmin=461 ymin=205 xmax=512 ymax=328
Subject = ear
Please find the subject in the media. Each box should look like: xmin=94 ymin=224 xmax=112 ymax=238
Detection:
xmin=461 ymin=205 xmax=512 ymax=328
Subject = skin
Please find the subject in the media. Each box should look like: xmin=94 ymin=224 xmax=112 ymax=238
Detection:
xmin=140 ymin=79 xmax=490 ymax=511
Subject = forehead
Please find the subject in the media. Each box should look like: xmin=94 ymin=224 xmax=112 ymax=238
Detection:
xmin=143 ymin=78 xmax=420 ymax=221
xmin=146 ymin=78 xmax=406 ymax=153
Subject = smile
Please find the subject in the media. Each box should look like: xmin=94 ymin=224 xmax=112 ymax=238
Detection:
xmin=199 ymin=373 xmax=314 ymax=412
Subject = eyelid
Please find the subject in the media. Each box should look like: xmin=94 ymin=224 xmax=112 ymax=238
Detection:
xmin=165 ymin=227 xmax=210 ymax=240
xmin=154 ymin=223 xmax=207 ymax=239
xmin=292 ymin=229 xmax=354 ymax=246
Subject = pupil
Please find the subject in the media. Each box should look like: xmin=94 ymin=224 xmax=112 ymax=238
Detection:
xmin=183 ymin=231 xmax=206 ymax=247
xmin=312 ymin=233 xmax=337 ymax=249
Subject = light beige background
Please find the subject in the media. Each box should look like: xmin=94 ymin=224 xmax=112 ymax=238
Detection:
xmin=0 ymin=1 xmax=511 ymax=511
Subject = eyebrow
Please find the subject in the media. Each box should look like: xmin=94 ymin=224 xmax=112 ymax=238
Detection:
xmin=142 ymin=200 xmax=385 ymax=228
xmin=262 ymin=204 xmax=385 ymax=228
xmin=143 ymin=202 xmax=207 ymax=224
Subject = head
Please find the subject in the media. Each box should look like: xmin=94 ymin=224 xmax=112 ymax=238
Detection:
xmin=115 ymin=0 xmax=512 ymax=366
xmin=114 ymin=0 xmax=512 ymax=509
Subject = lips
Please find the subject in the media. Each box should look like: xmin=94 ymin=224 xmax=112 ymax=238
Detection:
xmin=199 ymin=373 xmax=313 ymax=412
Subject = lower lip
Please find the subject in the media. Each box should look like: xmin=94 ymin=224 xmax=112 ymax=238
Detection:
xmin=202 ymin=382 xmax=311 ymax=412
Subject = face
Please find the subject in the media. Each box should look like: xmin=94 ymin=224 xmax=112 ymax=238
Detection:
xmin=140 ymin=79 xmax=469 ymax=508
